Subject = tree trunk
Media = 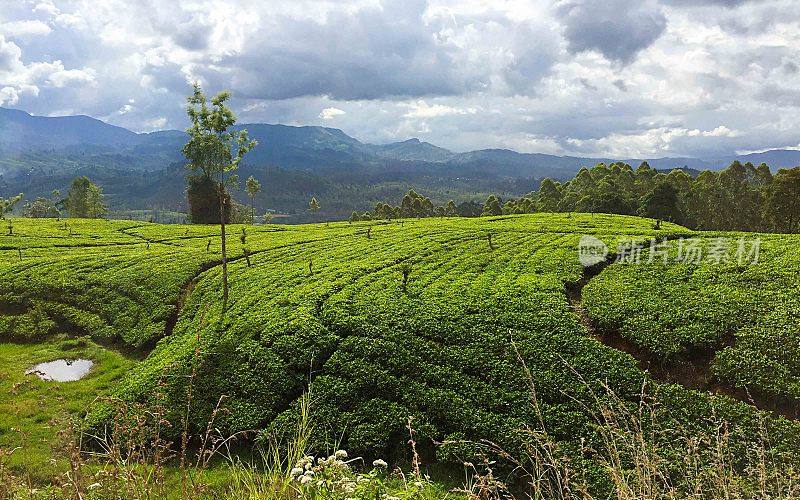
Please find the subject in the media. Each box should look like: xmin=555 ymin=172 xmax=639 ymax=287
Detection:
xmin=219 ymin=175 xmax=228 ymax=313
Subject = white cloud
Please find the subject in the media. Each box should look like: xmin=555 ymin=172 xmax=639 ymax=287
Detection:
xmin=319 ymin=107 xmax=345 ymax=120
xmin=45 ymin=64 xmax=96 ymax=87
xmin=686 ymin=125 xmax=737 ymax=138
xmin=32 ymin=1 xmax=59 ymax=16
xmin=1 ymin=20 xmax=52 ymax=38
xmin=0 ymin=86 xmax=19 ymax=105
xmin=402 ymin=100 xmax=477 ymax=119
xmin=145 ymin=116 xmax=167 ymax=129
xmin=0 ymin=0 xmax=797 ymax=158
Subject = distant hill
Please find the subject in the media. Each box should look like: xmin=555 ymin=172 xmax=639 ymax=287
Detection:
xmin=712 ymin=150 xmax=800 ymax=170
xmin=1 ymin=106 xmax=798 ymax=221
xmin=369 ymin=138 xmax=454 ymax=162
xmin=0 ymin=108 xmax=138 ymax=152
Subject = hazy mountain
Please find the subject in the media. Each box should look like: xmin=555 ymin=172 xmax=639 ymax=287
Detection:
xmin=3 ymin=106 xmax=799 ymax=178
xmin=0 ymin=107 xmax=138 ymax=152
xmin=712 ymin=150 xmax=800 ymax=170
xmin=369 ymin=138 xmax=454 ymax=162
xmin=2 ymin=106 xmax=799 ymax=222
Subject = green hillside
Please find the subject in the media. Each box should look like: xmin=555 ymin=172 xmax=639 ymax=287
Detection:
xmin=2 ymin=214 xmax=800 ymax=498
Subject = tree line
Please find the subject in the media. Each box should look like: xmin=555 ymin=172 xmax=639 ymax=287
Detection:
xmin=349 ymin=189 xmax=483 ymax=221
xmin=506 ymin=161 xmax=800 ymax=233
xmin=357 ymin=162 xmax=800 ymax=233
xmin=0 ymin=176 xmax=108 ymax=219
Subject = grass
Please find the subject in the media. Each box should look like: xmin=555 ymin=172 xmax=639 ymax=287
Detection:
xmin=0 ymin=364 xmax=463 ymax=499
xmin=0 ymin=336 xmax=134 ymax=483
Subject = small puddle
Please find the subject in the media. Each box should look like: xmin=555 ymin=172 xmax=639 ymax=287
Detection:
xmin=26 ymin=359 xmax=94 ymax=382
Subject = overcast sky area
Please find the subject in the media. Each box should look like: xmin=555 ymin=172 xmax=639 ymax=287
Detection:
xmin=1 ymin=0 xmax=799 ymax=158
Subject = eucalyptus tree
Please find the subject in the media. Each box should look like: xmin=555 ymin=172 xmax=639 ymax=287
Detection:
xmin=245 ymin=176 xmax=261 ymax=223
xmin=182 ymin=84 xmax=257 ymax=312
xmin=65 ymin=177 xmax=106 ymax=218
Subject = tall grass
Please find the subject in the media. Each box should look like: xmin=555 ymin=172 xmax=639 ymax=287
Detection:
xmin=451 ymin=341 xmax=800 ymax=499
xmin=3 ymin=344 xmax=800 ymax=498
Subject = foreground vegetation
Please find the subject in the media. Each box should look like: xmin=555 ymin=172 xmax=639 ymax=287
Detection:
xmin=1 ymin=214 xmax=800 ymax=498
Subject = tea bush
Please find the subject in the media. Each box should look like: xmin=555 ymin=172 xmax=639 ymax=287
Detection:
xmin=2 ymin=214 xmax=800 ymax=496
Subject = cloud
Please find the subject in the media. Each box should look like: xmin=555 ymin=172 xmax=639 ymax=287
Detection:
xmin=556 ymin=0 xmax=667 ymax=64
xmin=402 ymin=100 xmax=477 ymax=119
xmin=0 ymin=0 xmax=798 ymax=159
xmin=45 ymin=64 xmax=96 ymax=87
xmin=32 ymin=1 xmax=59 ymax=16
xmin=319 ymin=107 xmax=345 ymax=120
xmin=660 ymin=0 xmax=758 ymax=6
xmin=1 ymin=20 xmax=52 ymax=37
xmin=194 ymin=1 xmax=490 ymax=101
xmin=565 ymin=125 xmax=739 ymax=157
xmin=144 ymin=116 xmax=167 ymax=130
xmin=0 ymin=30 xmax=96 ymax=111
xmin=757 ymin=84 xmax=800 ymax=107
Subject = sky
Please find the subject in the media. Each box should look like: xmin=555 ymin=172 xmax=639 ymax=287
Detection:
xmin=1 ymin=0 xmax=799 ymax=158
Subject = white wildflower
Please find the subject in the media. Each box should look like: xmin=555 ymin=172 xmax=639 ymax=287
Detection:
xmin=372 ymin=458 xmax=388 ymax=468
xmin=335 ymin=449 xmax=348 ymax=459
xmin=299 ymin=475 xmax=313 ymax=485
xmin=290 ymin=467 xmax=304 ymax=477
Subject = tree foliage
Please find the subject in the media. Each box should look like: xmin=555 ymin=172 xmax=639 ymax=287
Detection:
xmin=497 ymin=161 xmax=800 ymax=233
xmin=245 ymin=175 xmax=262 ymax=223
xmin=22 ymin=197 xmax=60 ymax=218
xmin=182 ymin=84 xmax=257 ymax=312
xmin=65 ymin=177 xmax=106 ymax=218
xmin=309 ymin=196 xmax=320 ymax=214
xmin=187 ymin=174 xmax=232 ymax=224
xmin=352 ymin=190 xmax=481 ymax=221
xmin=0 ymin=193 xmax=24 ymax=219
xmin=183 ymin=84 xmax=257 ymax=224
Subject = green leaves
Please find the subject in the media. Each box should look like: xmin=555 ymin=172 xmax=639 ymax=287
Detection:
xmin=2 ymin=214 xmax=800 ymax=492
xmin=584 ymin=234 xmax=800 ymax=402
xmin=183 ymin=84 xmax=257 ymax=178
xmin=0 ymin=193 xmax=24 ymax=218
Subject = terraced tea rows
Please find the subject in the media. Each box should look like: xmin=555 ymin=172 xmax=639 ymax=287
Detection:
xmin=583 ymin=233 xmax=800 ymax=413
xmin=2 ymin=214 xmax=799 ymax=494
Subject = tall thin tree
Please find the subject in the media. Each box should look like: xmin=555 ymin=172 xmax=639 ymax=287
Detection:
xmin=182 ymin=84 xmax=257 ymax=313
xmin=245 ymin=175 xmax=261 ymax=223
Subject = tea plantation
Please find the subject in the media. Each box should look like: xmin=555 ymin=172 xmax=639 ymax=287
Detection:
xmin=2 ymin=214 xmax=800 ymax=495
xmin=584 ymin=233 xmax=800 ymax=409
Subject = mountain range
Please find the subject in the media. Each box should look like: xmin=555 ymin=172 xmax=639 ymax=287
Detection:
xmin=1 ymin=107 xmax=799 ymax=222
